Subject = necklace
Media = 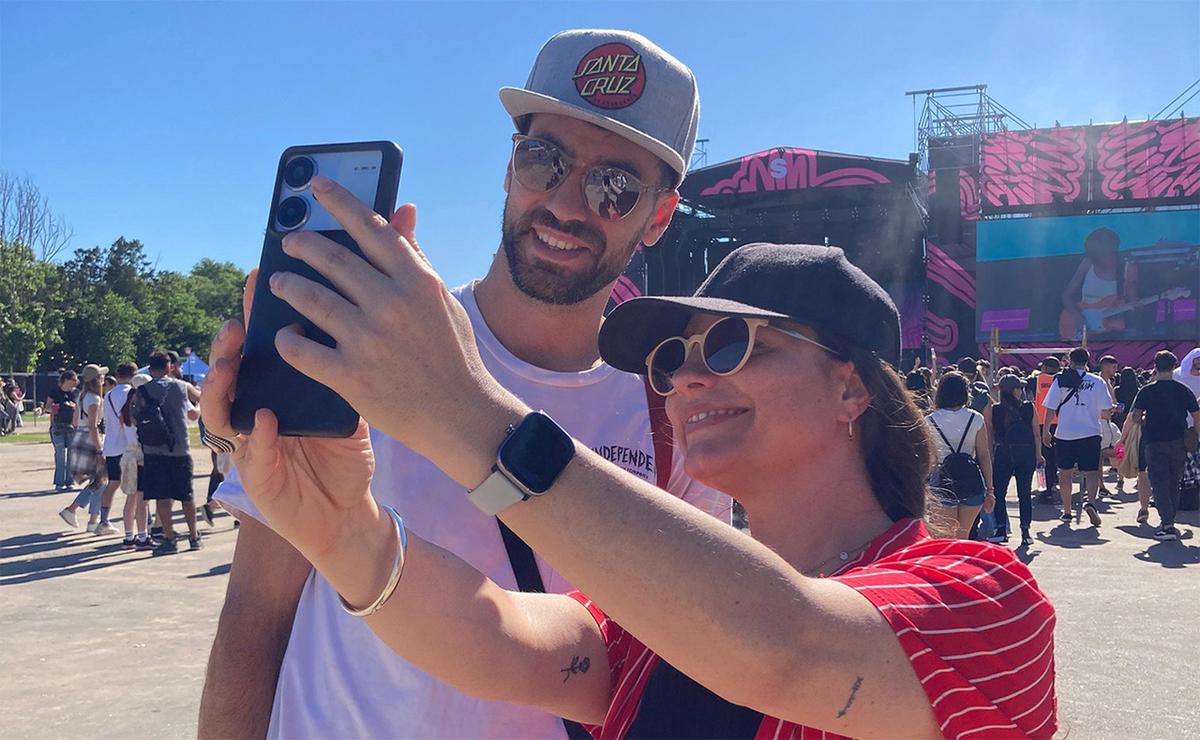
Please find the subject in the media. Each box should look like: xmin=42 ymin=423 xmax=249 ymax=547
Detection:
xmin=800 ymin=536 xmax=876 ymax=578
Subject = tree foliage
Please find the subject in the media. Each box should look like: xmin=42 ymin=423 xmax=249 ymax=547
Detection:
xmin=0 ymin=173 xmax=247 ymax=373
xmin=0 ymin=235 xmax=245 ymax=372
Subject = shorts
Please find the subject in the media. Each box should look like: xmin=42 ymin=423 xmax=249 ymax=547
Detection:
xmin=1055 ymin=435 xmax=1101 ymax=472
xmin=141 ymin=454 xmax=194 ymax=502
xmin=943 ymin=491 xmax=987 ymax=508
xmin=105 ymin=455 xmax=123 ymax=481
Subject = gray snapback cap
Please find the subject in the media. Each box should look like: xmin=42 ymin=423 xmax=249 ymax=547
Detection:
xmin=500 ymin=29 xmax=700 ymax=182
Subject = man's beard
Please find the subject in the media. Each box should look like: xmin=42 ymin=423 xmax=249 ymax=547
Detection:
xmin=500 ymin=196 xmax=640 ymax=306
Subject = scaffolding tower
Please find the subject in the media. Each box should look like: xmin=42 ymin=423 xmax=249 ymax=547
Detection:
xmin=905 ymin=84 xmax=1031 ymax=171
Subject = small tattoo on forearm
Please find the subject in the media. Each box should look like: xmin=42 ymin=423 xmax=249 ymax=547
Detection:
xmin=836 ymin=677 xmax=863 ymax=718
xmin=561 ymin=655 xmax=591 ymax=683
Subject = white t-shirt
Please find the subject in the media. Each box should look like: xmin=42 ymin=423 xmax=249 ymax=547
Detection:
xmin=925 ymin=407 xmax=985 ymax=462
xmin=1041 ymin=369 xmax=1113 ymax=440
xmin=101 ymin=383 xmax=133 ymax=457
xmin=216 ymin=282 xmax=732 ymax=740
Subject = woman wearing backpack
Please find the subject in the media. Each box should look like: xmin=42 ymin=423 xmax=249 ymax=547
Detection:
xmin=984 ymin=374 xmax=1042 ymax=546
xmin=925 ymin=371 xmax=994 ymax=538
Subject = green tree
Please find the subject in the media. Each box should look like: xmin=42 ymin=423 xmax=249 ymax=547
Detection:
xmin=0 ymin=240 xmax=61 ymax=372
xmin=189 ymin=258 xmax=247 ymax=323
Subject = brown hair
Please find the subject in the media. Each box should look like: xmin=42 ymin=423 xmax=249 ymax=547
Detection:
xmin=842 ymin=348 xmax=937 ymax=524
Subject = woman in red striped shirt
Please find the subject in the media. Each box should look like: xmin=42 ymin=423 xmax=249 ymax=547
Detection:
xmin=216 ymin=237 xmax=1058 ymax=738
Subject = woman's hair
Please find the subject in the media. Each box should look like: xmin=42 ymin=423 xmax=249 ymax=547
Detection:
xmin=81 ymin=375 xmax=102 ymax=398
xmin=1116 ymin=367 xmax=1140 ymax=406
xmin=817 ymin=340 xmax=936 ymax=525
xmin=934 ymin=371 xmax=969 ymax=409
xmin=58 ymin=369 xmax=77 ymax=386
xmin=905 ymin=370 xmax=927 ymax=392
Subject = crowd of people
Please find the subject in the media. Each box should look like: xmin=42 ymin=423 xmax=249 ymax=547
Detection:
xmin=42 ymin=350 xmax=230 ymax=554
xmin=14 ymin=26 xmax=1194 ymax=740
xmin=908 ymin=348 xmax=1200 ymax=545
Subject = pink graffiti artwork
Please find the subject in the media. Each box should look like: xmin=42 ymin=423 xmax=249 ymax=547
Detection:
xmin=980 ymin=128 xmax=1087 ymax=208
xmin=959 ymin=169 xmax=980 ymax=221
xmin=926 ymin=243 xmax=976 ymax=309
xmin=699 ymin=148 xmax=891 ymax=196
xmin=608 ymin=273 xmax=642 ymax=306
xmin=924 ymin=311 xmax=960 ymax=354
xmin=1097 ymin=118 xmax=1200 ymax=200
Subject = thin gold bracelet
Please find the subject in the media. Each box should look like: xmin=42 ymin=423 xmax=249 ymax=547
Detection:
xmin=338 ymin=505 xmax=407 ymax=618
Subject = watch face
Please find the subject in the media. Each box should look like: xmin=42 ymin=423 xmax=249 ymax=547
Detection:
xmin=499 ymin=412 xmax=575 ymax=494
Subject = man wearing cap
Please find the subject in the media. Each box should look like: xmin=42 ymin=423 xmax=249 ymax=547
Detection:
xmin=200 ymin=29 xmax=729 ymax=739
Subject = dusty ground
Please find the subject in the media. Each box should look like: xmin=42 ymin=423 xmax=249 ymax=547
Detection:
xmin=1 ymin=436 xmax=1197 ymax=739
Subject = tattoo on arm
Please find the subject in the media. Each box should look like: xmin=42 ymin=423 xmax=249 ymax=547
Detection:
xmin=836 ymin=676 xmax=863 ymax=719
xmin=560 ymin=655 xmax=591 ymax=683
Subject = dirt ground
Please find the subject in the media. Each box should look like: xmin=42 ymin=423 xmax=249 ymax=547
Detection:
xmin=1 ymin=436 xmax=1197 ymax=739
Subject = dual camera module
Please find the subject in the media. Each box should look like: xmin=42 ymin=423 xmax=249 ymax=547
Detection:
xmin=276 ymin=156 xmax=317 ymax=231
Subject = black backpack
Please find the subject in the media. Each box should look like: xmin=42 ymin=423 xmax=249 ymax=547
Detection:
xmin=135 ymin=383 xmax=175 ymax=451
xmin=929 ymin=415 xmax=986 ymax=502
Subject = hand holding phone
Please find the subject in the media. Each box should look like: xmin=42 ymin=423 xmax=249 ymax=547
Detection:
xmin=231 ymin=142 xmax=402 ymax=437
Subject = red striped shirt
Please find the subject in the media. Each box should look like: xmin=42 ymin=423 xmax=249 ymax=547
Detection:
xmin=570 ymin=518 xmax=1057 ymax=739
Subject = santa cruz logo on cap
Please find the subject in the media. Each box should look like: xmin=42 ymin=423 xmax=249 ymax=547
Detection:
xmin=572 ymin=42 xmax=645 ymax=109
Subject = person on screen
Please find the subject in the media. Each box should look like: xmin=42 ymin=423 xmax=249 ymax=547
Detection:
xmin=1059 ymin=228 xmax=1139 ymax=340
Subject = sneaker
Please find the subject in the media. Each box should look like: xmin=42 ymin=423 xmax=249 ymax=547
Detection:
xmin=1059 ymin=511 xmax=1072 ymax=522
xmin=1021 ymin=531 xmax=1034 ymax=547
xmin=94 ymin=522 xmax=120 ymax=537
xmin=134 ymin=537 xmax=155 ymax=552
xmin=1084 ymin=502 xmax=1101 ymax=527
xmin=85 ymin=521 xmax=99 ymax=534
xmin=189 ymin=535 xmax=203 ymax=551
xmin=58 ymin=508 xmax=78 ymax=529
xmin=202 ymin=504 xmax=214 ymax=527
xmin=153 ymin=538 xmax=179 ymax=556
xmin=1153 ymin=527 xmax=1180 ymax=541
xmin=1136 ymin=509 xmax=1149 ymax=525
xmin=121 ymin=537 xmax=137 ymax=550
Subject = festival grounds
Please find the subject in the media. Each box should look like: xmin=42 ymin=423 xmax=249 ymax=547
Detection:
xmin=0 ymin=435 xmax=1197 ymax=739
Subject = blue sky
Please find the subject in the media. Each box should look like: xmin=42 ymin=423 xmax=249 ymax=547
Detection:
xmin=3 ymin=1 xmax=1197 ymax=289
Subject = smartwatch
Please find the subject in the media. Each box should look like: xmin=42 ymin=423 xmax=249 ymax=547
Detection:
xmin=467 ymin=411 xmax=575 ymax=515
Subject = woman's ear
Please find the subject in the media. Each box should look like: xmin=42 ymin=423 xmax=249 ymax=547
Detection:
xmin=839 ymin=363 xmax=872 ymax=425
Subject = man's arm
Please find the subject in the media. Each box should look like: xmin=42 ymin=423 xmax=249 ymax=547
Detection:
xmin=198 ymin=515 xmax=312 ymax=739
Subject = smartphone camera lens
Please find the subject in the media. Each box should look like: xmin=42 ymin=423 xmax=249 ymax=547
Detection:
xmin=276 ymin=196 xmax=309 ymax=231
xmin=283 ymin=156 xmax=316 ymax=190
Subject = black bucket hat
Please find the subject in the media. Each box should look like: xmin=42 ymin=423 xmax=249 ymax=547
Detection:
xmin=599 ymin=243 xmax=901 ymax=373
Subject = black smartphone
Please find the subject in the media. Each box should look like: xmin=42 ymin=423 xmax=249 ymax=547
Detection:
xmin=231 ymin=141 xmax=403 ymax=437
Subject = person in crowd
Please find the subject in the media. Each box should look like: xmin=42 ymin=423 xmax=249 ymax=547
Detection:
xmin=1032 ymin=356 xmax=1061 ymax=502
xmin=57 ymin=364 xmax=108 ymax=531
xmin=202 ymin=233 xmax=1058 ymax=738
xmin=956 ymin=356 xmax=993 ymax=412
xmin=1174 ymin=347 xmax=1200 ymax=400
xmin=118 ymin=373 xmax=155 ymax=549
xmin=925 ymin=371 xmax=994 ymax=538
xmin=917 ymin=365 xmax=932 ymax=394
xmin=93 ymin=363 xmax=139 ymax=545
xmin=2 ymin=376 xmax=24 ymax=430
xmin=46 ymin=369 xmax=79 ymax=492
xmin=200 ymin=29 xmax=730 ymax=740
xmin=985 ymin=374 xmax=1041 ymax=546
xmin=1041 ymin=348 xmax=1112 ymax=526
xmin=1113 ymin=367 xmax=1140 ymax=430
xmin=904 ymin=369 xmax=930 ymax=410
xmin=1095 ymin=355 xmax=1121 ymax=494
xmin=1121 ymin=351 xmax=1200 ymax=541
xmin=1111 ymin=367 xmax=1142 ymax=494
xmin=132 ymin=351 xmax=201 ymax=554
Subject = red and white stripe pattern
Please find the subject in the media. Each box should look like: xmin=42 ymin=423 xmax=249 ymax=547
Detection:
xmin=569 ymin=518 xmax=1057 ymax=739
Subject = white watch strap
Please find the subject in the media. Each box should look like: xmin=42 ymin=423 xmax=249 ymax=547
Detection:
xmin=468 ymin=469 xmax=528 ymax=515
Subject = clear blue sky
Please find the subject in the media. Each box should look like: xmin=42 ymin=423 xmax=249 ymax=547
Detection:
xmin=3 ymin=1 xmax=1197 ymax=288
